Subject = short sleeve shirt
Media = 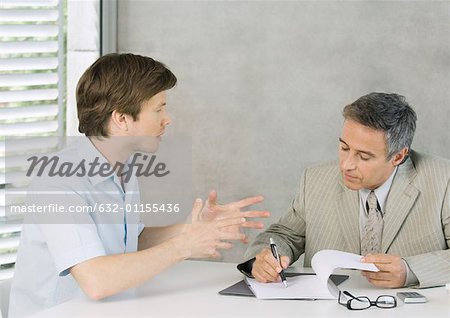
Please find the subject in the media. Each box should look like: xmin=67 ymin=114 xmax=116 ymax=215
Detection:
xmin=9 ymin=137 xmax=145 ymax=317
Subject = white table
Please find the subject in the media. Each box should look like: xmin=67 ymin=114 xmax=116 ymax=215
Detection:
xmin=31 ymin=260 xmax=450 ymax=317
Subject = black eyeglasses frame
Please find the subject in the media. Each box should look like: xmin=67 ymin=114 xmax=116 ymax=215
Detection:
xmin=338 ymin=290 xmax=397 ymax=310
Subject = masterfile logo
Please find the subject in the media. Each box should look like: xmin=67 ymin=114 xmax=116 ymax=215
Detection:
xmin=3 ymin=135 xmax=192 ymax=224
xmin=26 ymin=153 xmax=170 ymax=183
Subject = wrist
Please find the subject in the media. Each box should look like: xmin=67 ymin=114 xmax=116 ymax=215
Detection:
xmin=167 ymin=234 xmax=192 ymax=261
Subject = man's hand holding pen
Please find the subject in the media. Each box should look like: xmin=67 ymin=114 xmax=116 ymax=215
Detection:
xmin=252 ymin=244 xmax=290 ymax=284
xmin=270 ymin=238 xmax=288 ymax=287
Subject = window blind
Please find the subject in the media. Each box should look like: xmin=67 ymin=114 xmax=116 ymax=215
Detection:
xmin=0 ymin=0 xmax=65 ymax=280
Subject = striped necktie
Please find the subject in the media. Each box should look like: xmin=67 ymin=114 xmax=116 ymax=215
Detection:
xmin=361 ymin=191 xmax=383 ymax=255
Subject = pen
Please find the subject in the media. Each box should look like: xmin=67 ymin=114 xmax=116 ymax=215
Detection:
xmin=269 ymin=237 xmax=288 ymax=287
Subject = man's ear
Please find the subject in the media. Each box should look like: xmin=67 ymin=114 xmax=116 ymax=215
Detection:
xmin=392 ymin=147 xmax=409 ymax=166
xmin=110 ymin=110 xmax=131 ymax=132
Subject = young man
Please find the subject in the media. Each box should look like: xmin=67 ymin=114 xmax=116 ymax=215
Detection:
xmin=241 ymin=92 xmax=450 ymax=289
xmin=9 ymin=53 xmax=269 ymax=317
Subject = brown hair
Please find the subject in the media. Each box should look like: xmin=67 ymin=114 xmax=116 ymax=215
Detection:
xmin=76 ymin=53 xmax=177 ymax=136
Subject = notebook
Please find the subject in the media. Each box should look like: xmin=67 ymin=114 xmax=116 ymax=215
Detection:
xmin=219 ymin=273 xmax=349 ymax=298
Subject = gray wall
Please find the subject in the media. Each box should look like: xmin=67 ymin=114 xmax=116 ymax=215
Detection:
xmin=117 ymin=0 xmax=450 ymax=262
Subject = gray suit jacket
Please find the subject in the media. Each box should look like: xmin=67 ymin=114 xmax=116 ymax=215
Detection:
xmin=244 ymin=150 xmax=450 ymax=288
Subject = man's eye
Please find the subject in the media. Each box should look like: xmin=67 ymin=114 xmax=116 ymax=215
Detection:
xmin=340 ymin=146 xmax=349 ymax=151
xmin=360 ymin=155 xmax=370 ymax=161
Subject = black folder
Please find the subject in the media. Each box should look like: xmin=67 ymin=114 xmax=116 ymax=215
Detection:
xmin=218 ymin=273 xmax=349 ymax=297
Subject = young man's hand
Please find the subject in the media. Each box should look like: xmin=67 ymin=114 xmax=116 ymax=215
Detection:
xmin=178 ymin=199 xmax=246 ymax=258
xmin=198 ymin=190 xmax=270 ymax=243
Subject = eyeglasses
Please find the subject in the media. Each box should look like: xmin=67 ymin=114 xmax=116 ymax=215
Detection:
xmin=338 ymin=290 xmax=397 ymax=310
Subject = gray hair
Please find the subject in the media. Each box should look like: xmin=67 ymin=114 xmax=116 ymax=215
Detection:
xmin=342 ymin=92 xmax=417 ymax=159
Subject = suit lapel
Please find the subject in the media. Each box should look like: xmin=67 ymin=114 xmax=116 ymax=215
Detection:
xmin=335 ymin=182 xmax=360 ymax=253
xmin=382 ymin=156 xmax=419 ymax=252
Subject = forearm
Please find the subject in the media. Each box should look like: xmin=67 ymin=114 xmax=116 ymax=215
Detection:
xmin=244 ymin=224 xmax=303 ymax=262
xmin=404 ymin=250 xmax=450 ymax=288
xmin=73 ymin=212 xmax=248 ymax=299
xmin=401 ymin=178 xmax=450 ymax=288
xmin=71 ymin=235 xmax=188 ymax=300
xmin=138 ymin=224 xmax=184 ymax=250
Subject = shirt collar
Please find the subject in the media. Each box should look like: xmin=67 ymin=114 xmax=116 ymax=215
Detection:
xmin=359 ymin=166 xmax=398 ymax=215
xmin=76 ymin=136 xmax=117 ymax=186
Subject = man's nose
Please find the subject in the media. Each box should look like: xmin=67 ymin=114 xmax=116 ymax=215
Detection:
xmin=163 ymin=114 xmax=171 ymax=126
xmin=342 ymin=154 xmax=356 ymax=170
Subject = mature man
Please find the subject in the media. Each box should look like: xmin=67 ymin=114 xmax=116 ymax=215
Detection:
xmin=241 ymin=92 xmax=449 ymax=289
xmin=9 ymin=53 xmax=269 ymax=317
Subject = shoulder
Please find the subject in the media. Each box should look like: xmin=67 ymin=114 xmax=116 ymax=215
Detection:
xmin=298 ymin=161 xmax=341 ymax=193
xmin=26 ymin=141 xmax=81 ymax=171
xmin=26 ymin=142 xmax=89 ymax=191
xmin=304 ymin=161 xmax=340 ymax=179
xmin=409 ymin=150 xmax=450 ymax=178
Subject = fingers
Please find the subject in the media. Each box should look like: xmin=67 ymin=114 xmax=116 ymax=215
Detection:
xmin=218 ymin=231 xmax=246 ymax=241
xmin=202 ymin=241 xmax=234 ymax=259
xmin=208 ymin=217 xmax=247 ymax=240
xmin=368 ymin=269 xmax=406 ymax=284
xmin=252 ymin=248 xmax=285 ymax=283
xmin=211 ymin=210 xmax=269 ymax=222
xmin=207 ymin=249 xmax=221 ymax=259
xmin=253 ymin=266 xmax=280 ymax=283
xmin=361 ymin=254 xmax=407 ymax=288
xmin=241 ymin=210 xmax=270 ymax=218
xmin=215 ymin=217 xmax=246 ymax=228
xmin=361 ymin=269 xmax=392 ymax=288
xmin=234 ymin=195 xmax=264 ymax=208
xmin=362 ymin=270 xmax=392 ymax=281
xmin=190 ymin=198 xmax=203 ymax=221
xmin=240 ymin=236 xmax=249 ymax=244
xmin=363 ymin=274 xmax=402 ymax=288
xmin=215 ymin=241 xmax=233 ymax=250
xmin=372 ymin=260 xmax=405 ymax=273
xmin=361 ymin=253 xmax=394 ymax=264
xmin=241 ymin=221 xmax=264 ymax=229
xmin=207 ymin=190 xmax=218 ymax=206
xmin=280 ymin=256 xmax=290 ymax=269
xmin=215 ymin=217 xmax=263 ymax=234
xmin=201 ymin=192 xmax=268 ymax=224
xmin=361 ymin=254 xmax=405 ymax=272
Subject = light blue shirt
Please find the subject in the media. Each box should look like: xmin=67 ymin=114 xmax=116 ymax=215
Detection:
xmin=9 ymin=137 xmax=144 ymax=317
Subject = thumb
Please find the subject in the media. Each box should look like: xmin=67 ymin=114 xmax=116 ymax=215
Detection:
xmin=191 ymin=198 xmax=203 ymax=221
xmin=207 ymin=190 xmax=218 ymax=207
xmin=361 ymin=253 xmax=374 ymax=263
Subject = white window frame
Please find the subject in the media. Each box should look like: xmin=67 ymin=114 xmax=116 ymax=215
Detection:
xmin=0 ymin=0 xmax=66 ymax=280
xmin=0 ymin=0 xmax=103 ymax=280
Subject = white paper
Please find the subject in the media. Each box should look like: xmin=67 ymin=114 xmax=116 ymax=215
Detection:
xmin=246 ymin=249 xmax=379 ymax=300
xmin=245 ymin=275 xmax=335 ymax=299
xmin=311 ymin=249 xmax=379 ymax=285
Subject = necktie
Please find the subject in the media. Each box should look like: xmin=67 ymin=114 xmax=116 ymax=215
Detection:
xmin=361 ymin=191 xmax=383 ymax=255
